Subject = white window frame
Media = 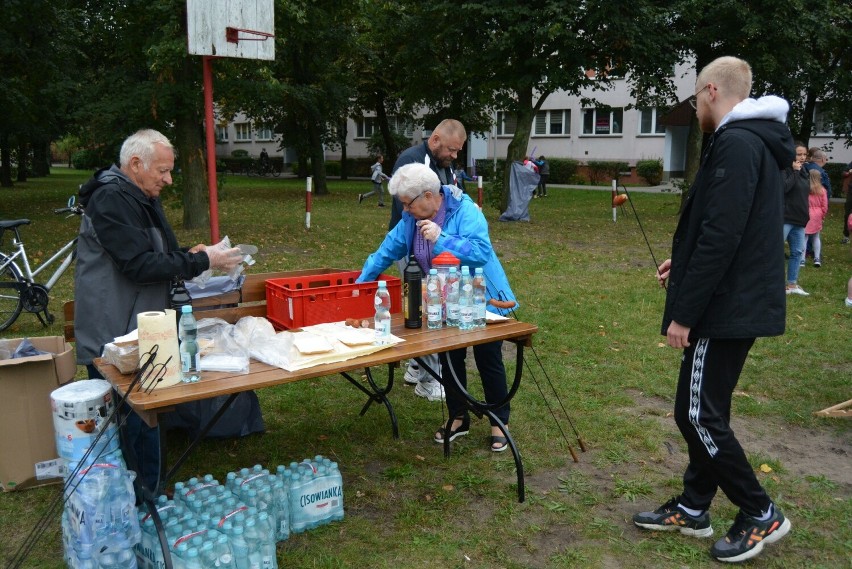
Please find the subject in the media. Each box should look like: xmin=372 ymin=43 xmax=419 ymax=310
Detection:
xmin=215 ymin=125 xmax=229 ymax=142
xmin=638 ymin=108 xmax=666 ymax=135
xmin=234 ymin=122 xmax=252 ymax=142
xmin=533 ymin=109 xmax=570 ymax=137
xmin=813 ymin=103 xmax=833 ymax=136
xmin=496 ymin=111 xmax=517 ymax=136
xmin=256 ymin=126 xmax=273 ymax=141
xmin=582 ymin=108 xmax=623 ymax=136
xmin=356 ymin=117 xmax=377 ymax=139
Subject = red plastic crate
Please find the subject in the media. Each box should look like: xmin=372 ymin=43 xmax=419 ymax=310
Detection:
xmin=265 ymin=270 xmax=402 ymax=330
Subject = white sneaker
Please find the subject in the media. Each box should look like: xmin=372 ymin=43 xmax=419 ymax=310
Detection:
xmin=785 ymin=284 xmax=810 ymax=296
xmin=414 ymin=379 xmax=445 ymax=402
xmin=403 ymin=361 xmax=422 ymax=385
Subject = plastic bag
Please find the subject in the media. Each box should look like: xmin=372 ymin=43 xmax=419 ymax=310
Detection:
xmin=195 ymin=317 xmax=251 ymax=374
xmin=102 ymin=342 xmax=139 ymax=374
xmin=234 ymin=316 xmax=293 ymax=369
xmin=191 ymin=236 xmax=257 ymax=288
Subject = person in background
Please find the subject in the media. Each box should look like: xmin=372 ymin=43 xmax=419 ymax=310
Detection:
xmin=803 ymin=147 xmax=831 ymax=199
xmin=846 ymin=276 xmax=852 ymax=308
xmin=356 ymin=163 xmax=517 ymax=451
xmin=803 ymin=169 xmax=828 ymax=268
xmin=75 ymin=129 xmax=243 ymax=492
xmin=259 ymin=148 xmax=270 ymax=171
xmin=389 ymin=119 xmax=468 ymax=402
xmin=454 ymin=162 xmax=474 ymax=190
xmin=359 ymin=154 xmax=390 ymax=207
xmin=633 ymin=56 xmax=792 ymax=564
xmin=841 ymin=160 xmax=852 ymax=244
xmin=782 ymin=143 xmax=810 ymax=296
xmin=534 ymin=155 xmax=549 ymax=197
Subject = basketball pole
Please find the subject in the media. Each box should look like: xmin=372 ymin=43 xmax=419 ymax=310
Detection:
xmin=203 ymin=55 xmax=221 ymax=243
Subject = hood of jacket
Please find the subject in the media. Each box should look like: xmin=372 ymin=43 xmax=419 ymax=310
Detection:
xmin=79 ymin=165 xmax=136 ymax=206
xmin=717 ymin=95 xmax=794 ymax=170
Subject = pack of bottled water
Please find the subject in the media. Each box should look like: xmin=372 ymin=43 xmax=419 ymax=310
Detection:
xmin=279 ymin=456 xmax=344 ymax=534
xmin=62 ymin=457 xmax=141 ymax=569
xmin=226 ymin=464 xmax=289 ymax=542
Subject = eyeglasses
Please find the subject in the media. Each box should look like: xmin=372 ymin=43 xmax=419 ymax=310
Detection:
xmin=401 ymin=192 xmax=426 ymax=210
xmin=688 ymin=85 xmax=710 ymax=110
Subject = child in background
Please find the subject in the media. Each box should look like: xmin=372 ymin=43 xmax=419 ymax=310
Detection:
xmin=804 ymin=169 xmax=829 ymax=267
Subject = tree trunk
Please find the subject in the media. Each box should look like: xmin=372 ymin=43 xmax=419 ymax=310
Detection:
xmin=501 ymin=90 xmax=536 ymax=212
xmin=339 ymin=118 xmax=348 ymax=180
xmin=174 ymin=109 xmax=210 ymax=231
xmin=32 ymin=139 xmax=50 ymax=177
xmin=375 ymin=94 xmax=398 ymax=166
xmin=796 ymin=89 xmax=817 ymax=147
xmin=16 ymin=140 xmax=28 ymax=182
xmin=307 ymin=118 xmax=328 ymax=195
xmin=0 ymin=134 xmax=12 ymax=187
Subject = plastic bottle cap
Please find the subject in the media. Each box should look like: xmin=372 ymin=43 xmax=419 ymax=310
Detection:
xmin=181 ymin=305 xmax=192 ymax=313
xmin=378 ymin=280 xmax=387 ymax=288
xmin=429 ymin=268 xmax=438 ymax=274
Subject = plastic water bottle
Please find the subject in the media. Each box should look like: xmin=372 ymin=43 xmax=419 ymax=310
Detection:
xmin=473 ymin=267 xmax=487 ymax=328
xmin=178 ymin=305 xmax=199 ymax=382
xmin=373 ymin=281 xmax=392 ymax=345
xmin=458 ymin=266 xmax=474 ymax=330
xmin=445 ymin=267 xmax=460 ymax=327
xmin=426 ymin=269 xmax=442 ymax=330
xmin=403 ymin=255 xmax=422 ymax=328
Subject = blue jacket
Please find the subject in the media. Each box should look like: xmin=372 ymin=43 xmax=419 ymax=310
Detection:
xmin=357 ymin=187 xmax=517 ymax=315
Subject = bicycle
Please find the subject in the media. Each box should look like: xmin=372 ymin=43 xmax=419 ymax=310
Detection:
xmin=247 ymin=159 xmax=281 ymax=178
xmin=0 ymin=196 xmax=84 ymax=332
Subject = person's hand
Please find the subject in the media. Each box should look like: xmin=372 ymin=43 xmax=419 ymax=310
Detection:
xmin=666 ymin=320 xmax=691 ymax=349
xmin=188 ymin=244 xmax=206 ymax=254
xmin=656 ymin=258 xmax=672 ymax=288
xmin=416 ymin=219 xmax=442 ymax=243
xmin=206 ymin=245 xmax=243 ymax=271
xmin=792 ymin=160 xmax=802 ymax=171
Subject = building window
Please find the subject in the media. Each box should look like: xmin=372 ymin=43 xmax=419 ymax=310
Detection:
xmin=496 ymin=111 xmax=516 ymax=136
xmin=813 ymin=104 xmax=833 ymax=135
xmin=534 ymin=110 xmax=570 ymax=136
xmin=356 ymin=117 xmax=377 ymax=139
xmin=256 ymin=127 xmax=273 ymax=141
xmin=389 ymin=116 xmax=415 ymax=139
xmin=582 ymin=108 xmax=623 ymax=135
xmin=215 ymin=125 xmax=229 ymax=142
xmin=638 ymin=108 xmax=666 ymax=135
xmin=234 ymin=123 xmax=252 ymax=142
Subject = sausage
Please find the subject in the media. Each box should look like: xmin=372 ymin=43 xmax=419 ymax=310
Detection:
xmin=488 ymin=299 xmax=517 ymax=309
xmin=345 ymin=318 xmax=372 ymax=328
xmin=612 ymin=194 xmax=628 ymax=206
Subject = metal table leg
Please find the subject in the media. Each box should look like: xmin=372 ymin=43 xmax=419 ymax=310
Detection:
xmin=339 ymin=363 xmax=399 ymax=438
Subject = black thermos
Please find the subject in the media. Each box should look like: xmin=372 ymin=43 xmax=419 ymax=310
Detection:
xmin=403 ymin=255 xmax=422 ymax=328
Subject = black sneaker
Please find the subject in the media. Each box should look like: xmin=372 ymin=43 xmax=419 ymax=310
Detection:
xmin=633 ymin=497 xmax=714 ymax=537
xmin=710 ymin=506 xmax=791 ymax=563
xmin=357 ymin=194 xmax=364 ymax=204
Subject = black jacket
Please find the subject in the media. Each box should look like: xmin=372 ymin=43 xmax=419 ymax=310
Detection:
xmin=782 ymin=166 xmax=809 ymax=226
xmin=662 ymin=118 xmax=793 ymax=339
xmin=74 ymin=166 xmax=209 ymax=363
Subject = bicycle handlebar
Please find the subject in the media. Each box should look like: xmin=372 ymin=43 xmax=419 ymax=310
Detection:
xmin=54 ymin=205 xmax=84 ymax=216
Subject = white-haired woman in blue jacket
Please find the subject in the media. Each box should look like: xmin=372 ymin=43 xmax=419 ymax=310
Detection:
xmin=357 ymin=162 xmax=518 ymax=451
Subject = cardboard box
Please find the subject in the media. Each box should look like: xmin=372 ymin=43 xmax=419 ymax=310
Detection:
xmin=0 ymin=336 xmax=76 ymax=492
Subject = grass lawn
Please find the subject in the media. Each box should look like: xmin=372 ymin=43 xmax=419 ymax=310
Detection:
xmin=0 ymin=167 xmax=849 ymax=568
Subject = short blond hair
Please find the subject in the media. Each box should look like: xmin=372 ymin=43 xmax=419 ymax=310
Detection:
xmin=434 ymin=119 xmax=467 ymax=142
xmin=696 ymin=56 xmax=752 ymax=101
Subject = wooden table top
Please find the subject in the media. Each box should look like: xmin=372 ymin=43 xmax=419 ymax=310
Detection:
xmin=95 ymin=315 xmax=537 ymax=424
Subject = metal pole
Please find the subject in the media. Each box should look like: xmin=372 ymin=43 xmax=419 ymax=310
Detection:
xmin=203 ymin=56 xmax=220 ymax=243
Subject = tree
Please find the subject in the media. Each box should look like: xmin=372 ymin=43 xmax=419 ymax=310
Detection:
xmin=415 ymin=1 xmax=681 ymax=210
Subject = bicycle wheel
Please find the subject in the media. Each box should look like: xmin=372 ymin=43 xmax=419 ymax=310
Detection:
xmin=272 ymin=165 xmax=281 ymax=178
xmin=0 ymin=254 xmax=24 ymax=332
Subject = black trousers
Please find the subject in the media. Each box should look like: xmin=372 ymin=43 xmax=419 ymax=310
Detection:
xmin=674 ymin=338 xmax=770 ymax=517
xmin=440 ymin=340 xmax=510 ymax=426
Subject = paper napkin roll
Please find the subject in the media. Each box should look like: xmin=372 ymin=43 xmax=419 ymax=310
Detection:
xmin=137 ymin=310 xmax=182 ymax=389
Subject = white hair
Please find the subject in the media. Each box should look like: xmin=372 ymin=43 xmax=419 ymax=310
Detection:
xmin=388 ymin=163 xmax=441 ymax=200
xmin=119 ymin=129 xmax=174 ymax=170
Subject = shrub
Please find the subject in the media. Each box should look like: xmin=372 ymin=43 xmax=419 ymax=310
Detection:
xmin=71 ymin=149 xmax=105 ymax=170
xmin=547 ymin=158 xmax=579 ymax=184
xmin=636 ymin=158 xmax=663 ymax=186
xmin=231 ymin=149 xmax=249 ymax=158
xmin=586 ymin=160 xmax=629 ymax=184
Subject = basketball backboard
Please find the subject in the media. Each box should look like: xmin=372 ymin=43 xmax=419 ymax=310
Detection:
xmin=187 ymin=0 xmax=275 ymax=61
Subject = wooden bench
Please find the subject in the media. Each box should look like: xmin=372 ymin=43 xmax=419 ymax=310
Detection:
xmin=63 ymin=269 xmax=347 ymax=343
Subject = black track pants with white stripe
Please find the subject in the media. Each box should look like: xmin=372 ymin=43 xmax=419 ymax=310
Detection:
xmin=673 ymin=337 xmax=771 ymax=517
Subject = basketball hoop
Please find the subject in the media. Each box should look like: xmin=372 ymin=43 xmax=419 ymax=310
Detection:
xmin=226 ymin=27 xmax=274 ymax=44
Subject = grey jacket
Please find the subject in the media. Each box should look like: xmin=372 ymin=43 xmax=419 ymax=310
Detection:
xmin=74 ymin=166 xmax=209 ymax=363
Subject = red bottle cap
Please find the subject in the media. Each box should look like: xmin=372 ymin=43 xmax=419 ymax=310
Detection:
xmin=432 ymin=251 xmax=460 ymax=267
